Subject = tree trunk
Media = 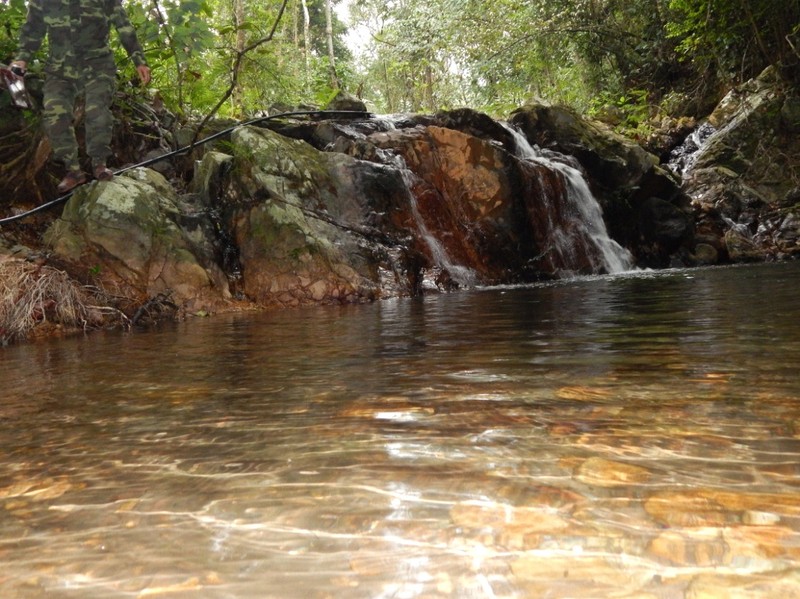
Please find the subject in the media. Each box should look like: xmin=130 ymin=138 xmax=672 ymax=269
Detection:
xmin=424 ymin=63 xmax=434 ymax=112
xmin=233 ymin=0 xmax=246 ymax=114
xmin=324 ymin=0 xmax=339 ymax=88
xmin=301 ymin=0 xmax=311 ymax=89
xmin=293 ymin=0 xmax=299 ymax=47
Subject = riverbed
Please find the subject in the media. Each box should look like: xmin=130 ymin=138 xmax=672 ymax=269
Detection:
xmin=2 ymin=262 xmax=800 ymax=598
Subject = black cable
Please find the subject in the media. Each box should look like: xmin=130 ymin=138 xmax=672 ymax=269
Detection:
xmin=0 ymin=109 xmax=371 ymax=226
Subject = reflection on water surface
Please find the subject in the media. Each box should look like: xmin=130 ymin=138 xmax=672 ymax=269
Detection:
xmin=2 ymin=263 xmax=800 ymax=598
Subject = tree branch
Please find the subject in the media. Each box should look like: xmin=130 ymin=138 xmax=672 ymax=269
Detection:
xmin=191 ymin=0 xmax=290 ymax=146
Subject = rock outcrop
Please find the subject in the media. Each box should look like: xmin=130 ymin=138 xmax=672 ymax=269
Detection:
xmin=43 ymin=168 xmax=229 ymax=313
xmin=2 ymin=67 xmax=798 ymax=340
xmin=38 ymin=108 xmax=657 ymax=321
xmin=510 ymin=104 xmax=691 ymax=267
xmin=680 ymin=67 xmax=800 ymax=262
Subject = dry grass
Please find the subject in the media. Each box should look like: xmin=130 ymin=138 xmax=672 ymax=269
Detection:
xmin=0 ymin=258 xmax=110 ymax=345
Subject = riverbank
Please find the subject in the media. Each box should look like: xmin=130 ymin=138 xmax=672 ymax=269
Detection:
xmin=2 ymin=67 xmax=799 ymax=345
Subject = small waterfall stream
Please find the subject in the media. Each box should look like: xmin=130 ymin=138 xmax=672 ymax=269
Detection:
xmin=334 ymin=114 xmax=634 ymax=287
xmin=503 ymin=125 xmax=634 ymax=275
xmin=400 ymin=168 xmax=478 ymax=288
xmin=667 ymin=122 xmax=717 ymax=177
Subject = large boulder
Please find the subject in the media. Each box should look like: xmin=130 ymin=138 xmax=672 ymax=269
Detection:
xmin=350 ymin=111 xmax=633 ymax=278
xmin=44 ymin=169 xmax=230 ymax=314
xmin=364 ymin=123 xmax=536 ymax=280
xmin=218 ymin=126 xmax=403 ymax=306
xmin=682 ymin=67 xmax=800 ymax=262
xmin=510 ymin=104 xmax=657 ymax=191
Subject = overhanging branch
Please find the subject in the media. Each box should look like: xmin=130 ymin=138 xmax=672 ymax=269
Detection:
xmin=192 ymin=0 xmax=290 ymax=146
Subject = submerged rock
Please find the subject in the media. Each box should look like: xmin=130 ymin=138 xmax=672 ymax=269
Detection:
xmin=574 ymin=457 xmax=652 ymax=488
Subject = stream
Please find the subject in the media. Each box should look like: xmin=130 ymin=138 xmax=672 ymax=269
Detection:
xmin=2 ymin=262 xmax=800 ymax=598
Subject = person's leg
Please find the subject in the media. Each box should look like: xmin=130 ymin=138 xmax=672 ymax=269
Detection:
xmin=42 ymin=75 xmax=80 ymax=172
xmin=83 ymin=58 xmax=117 ymax=179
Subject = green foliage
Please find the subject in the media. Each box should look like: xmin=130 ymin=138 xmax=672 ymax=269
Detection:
xmin=588 ymin=88 xmax=664 ymax=139
xmin=1 ymin=0 xmax=798 ymax=130
xmin=0 ymin=0 xmax=26 ymax=61
xmin=123 ymin=0 xmax=230 ymax=112
xmin=346 ymin=0 xmax=800 ymax=120
xmin=347 ymin=0 xmax=669 ymax=115
xmin=667 ymin=0 xmax=800 ymax=83
xmin=0 ymin=0 xmax=355 ymax=116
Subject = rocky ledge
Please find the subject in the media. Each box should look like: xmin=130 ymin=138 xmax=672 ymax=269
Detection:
xmin=1 ymin=68 xmax=799 ymax=344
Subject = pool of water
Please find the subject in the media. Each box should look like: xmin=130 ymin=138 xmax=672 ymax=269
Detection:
xmin=2 ymin=263 xmax=800 ymax=598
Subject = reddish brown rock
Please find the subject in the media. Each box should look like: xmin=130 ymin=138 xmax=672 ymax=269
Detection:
xmin=645 ymin=489 xmax=800 ymax=528
xmin=575 ymin=457 xmax=652 ymax=488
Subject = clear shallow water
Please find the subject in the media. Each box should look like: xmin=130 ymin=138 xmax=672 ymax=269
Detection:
xmin=2 ymin=263 xmax=800 ymax=598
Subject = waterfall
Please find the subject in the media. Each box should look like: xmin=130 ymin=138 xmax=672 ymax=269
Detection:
xmin=667 ymin=122 xmax=716 ymax=178
xmin=399 ymin=168 xmax=478 ymax=289
xmin=366 ymin=118 xmax=633 ymax=287
xmin=503 ymin=124 xmax=634 ymax=275
xmin=375 ymin=148 xmax=479 ymax=289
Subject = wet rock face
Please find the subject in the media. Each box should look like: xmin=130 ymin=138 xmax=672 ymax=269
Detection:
xmin=508 ymin=104 xmax=690 ymax=265
xmin=41 ymin=107 xmax=687 ymax=315
xmin=347 ymin=113 xmax=638 ymax=278
xmin=509 ymin=104 xmax=667 ymax=195
xmin=637 ymin=197 xmax=695 ymax=267
xmin=681 ymin=67 xmax=800 ymax=262
xmin=363 ymin=123 xmax=543 ymax=281
xmin=220 ymin=127 xmax=394 ymax=306
xmin=220 ymin=119 xmax=602 ymax=300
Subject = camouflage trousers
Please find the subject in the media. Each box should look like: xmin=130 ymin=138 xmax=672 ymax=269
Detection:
xmin=42 ymin=55 xmax=117 ymax=172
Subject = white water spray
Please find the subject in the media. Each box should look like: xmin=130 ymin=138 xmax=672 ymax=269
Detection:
xmin=503 ymin=124 xmax=634 ymax=275
xmin=399 ymin=168 xmax=478 ymax=288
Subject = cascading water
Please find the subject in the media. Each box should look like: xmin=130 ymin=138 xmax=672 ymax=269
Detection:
xmin=667 ymin=122 xmax=717 ymax=177
xmin=398 ymin=168 xmax=478 ymax=289
xmin=357 ymin=115 xmax=634 ymax=288
xmin=503 ymin=124 xmax=634 ymax=275
xmin=364 ymin=140 xmax=480 ymax=290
